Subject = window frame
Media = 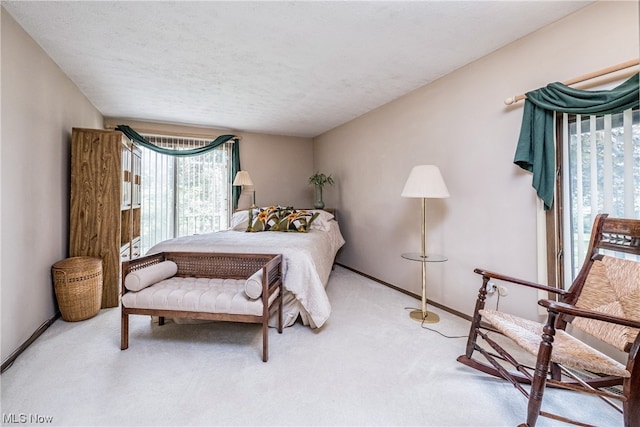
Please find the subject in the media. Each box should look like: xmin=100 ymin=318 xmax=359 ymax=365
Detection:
xmin=547 ymin=107 xmax=640 ymax=292
xmin=544 ymin=114 xmax=567 ymax=294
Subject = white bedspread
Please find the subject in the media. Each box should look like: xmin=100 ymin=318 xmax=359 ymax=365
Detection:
xmin=147 ymin=221 xmax=345 ymax=328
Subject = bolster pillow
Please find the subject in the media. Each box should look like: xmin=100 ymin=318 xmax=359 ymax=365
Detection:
xmin=244 ymin=269 xmax=264 ymax=300
xmin=124 ymin=261 xmax=178 ymax=292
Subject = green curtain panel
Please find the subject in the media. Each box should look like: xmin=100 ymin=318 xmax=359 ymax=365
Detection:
xmin=116 ymin=124 xmax=242 ymax=209
xmin=514 ymin=73 xmax=639 ymax=210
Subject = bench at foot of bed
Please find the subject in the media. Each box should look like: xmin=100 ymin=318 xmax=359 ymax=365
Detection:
xmin=121 ymin=252 xmax=283 ymax=362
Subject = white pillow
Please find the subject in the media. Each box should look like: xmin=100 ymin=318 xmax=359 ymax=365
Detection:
xmin=230 ymin=209 xmax=254 ymax=230
xmin=244 ymin=269 xmax=264 ymax=300
xmin=124 ymin=261 xmax=178 ymax=292
xmin=309 ymin=209 xmax=335 ymax=231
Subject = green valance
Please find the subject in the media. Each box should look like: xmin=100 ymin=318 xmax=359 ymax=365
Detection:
xmin=513 ymin=73 xmax=639 ymax=210
xmin=116 ymin=124 xmax=242 ymax=209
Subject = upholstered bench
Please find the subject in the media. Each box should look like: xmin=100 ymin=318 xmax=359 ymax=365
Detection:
xmin=121 ymin=252 xmax=283 ymax=362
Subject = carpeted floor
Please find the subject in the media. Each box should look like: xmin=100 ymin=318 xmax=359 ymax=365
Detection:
xmin=0 ymin=266 xmax=623 ymax=426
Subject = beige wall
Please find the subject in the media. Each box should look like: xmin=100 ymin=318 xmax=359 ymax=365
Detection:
xmin=314 ymin=1 xmax=640 ymax=321
xmin=1 ymin=8 xmax=104 ymax=361
xmin=233 ymin=131 xmax=315 ymax=209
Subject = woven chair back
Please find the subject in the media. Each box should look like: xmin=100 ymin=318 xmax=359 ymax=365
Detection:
xmin=572 ymin=255 xmax=640 ymax=351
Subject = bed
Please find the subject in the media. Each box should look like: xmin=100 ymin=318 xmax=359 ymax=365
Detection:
xmin=146 ymin=208 xmax=345 ymax=328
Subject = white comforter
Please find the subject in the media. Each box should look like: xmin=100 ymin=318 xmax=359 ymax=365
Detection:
xmin=147 ymin=221 xmax=345 ymax=328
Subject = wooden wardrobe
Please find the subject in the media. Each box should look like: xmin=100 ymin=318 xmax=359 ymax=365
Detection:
xmin=69 ymin=128 xmax=141 ymax=308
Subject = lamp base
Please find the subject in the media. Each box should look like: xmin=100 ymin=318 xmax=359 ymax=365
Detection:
xmin=409 ymin=309 xmax=440 ymax=323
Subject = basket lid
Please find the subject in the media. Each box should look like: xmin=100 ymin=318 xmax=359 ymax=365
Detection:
xmin=53 ymin=256 xmax=102 ymax=269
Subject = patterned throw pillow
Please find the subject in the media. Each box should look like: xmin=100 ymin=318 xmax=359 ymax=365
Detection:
xmin=246 ymin=206 xmax=289 ymax=232
xmin=273 ymin=209 xmax=319 ymax=232
xmin=246 ymin=206 xmax=318 ymax=232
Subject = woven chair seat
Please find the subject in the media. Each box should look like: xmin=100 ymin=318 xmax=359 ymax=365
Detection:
xmin=480 ymin=309 xmax=630 ymax=378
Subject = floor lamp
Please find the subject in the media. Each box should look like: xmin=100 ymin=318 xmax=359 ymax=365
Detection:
xmin=401 ymin=165 xmax=450 ymax=323
xmin=233 ymin=170 xmax=256 ymax=208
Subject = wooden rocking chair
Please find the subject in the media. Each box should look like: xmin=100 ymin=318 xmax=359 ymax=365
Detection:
xmin=457 ymin=214 xmax=640 ymax=427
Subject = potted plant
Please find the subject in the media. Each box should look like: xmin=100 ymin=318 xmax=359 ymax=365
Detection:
xmin=308 ymin=172 xmax=334 ymax=209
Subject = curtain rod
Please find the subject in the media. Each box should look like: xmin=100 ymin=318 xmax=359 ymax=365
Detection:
xmin=504 ymin=58 xmax=640 ymax=105
xmin=104 ymin=123 xmax=242 ymax=140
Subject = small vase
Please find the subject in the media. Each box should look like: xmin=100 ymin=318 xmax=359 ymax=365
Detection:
xmin=314 ymin=185 xmax=325 ymax=209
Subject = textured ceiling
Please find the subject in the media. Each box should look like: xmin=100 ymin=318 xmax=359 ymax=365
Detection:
xmin=3 ymin=1 xmax=592 ymax=137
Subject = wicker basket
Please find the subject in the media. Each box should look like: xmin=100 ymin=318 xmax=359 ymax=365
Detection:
xmin=52 ymin=256 xmax=103 ymax=321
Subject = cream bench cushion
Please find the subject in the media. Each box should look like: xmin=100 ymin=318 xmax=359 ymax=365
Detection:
xmin=121 ymin=276 xmax=279 ymax=316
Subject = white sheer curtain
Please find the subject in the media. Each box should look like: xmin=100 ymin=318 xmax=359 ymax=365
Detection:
xmin=140 ymin=135 xmax=232 ymax=254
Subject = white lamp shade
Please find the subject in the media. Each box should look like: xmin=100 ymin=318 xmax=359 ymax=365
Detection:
xmin=233 ymin=171 xmax=254 ymax=186
xmin=401 ymin=165 xmax=450 ymax=198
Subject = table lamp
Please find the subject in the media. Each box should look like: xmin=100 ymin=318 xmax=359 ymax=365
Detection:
xmin=233 ymin=170 xmax=256 ymax=208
